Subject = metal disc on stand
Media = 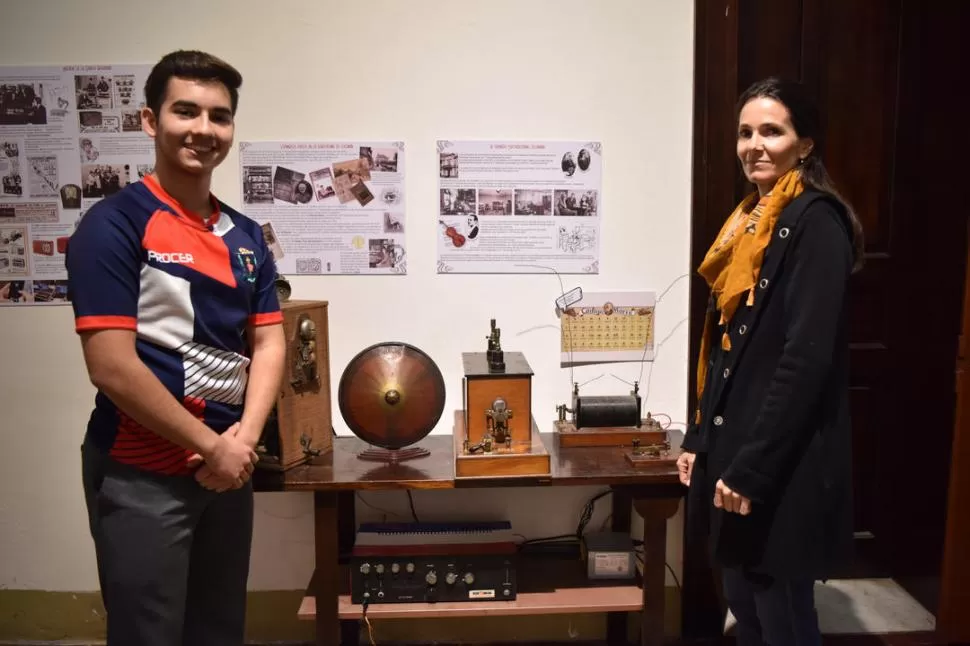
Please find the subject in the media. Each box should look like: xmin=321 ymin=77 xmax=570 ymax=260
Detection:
xmin=337 ymin=342 xmax=445 ymax=463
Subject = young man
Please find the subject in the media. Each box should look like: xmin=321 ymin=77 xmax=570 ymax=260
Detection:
xmin=66 ymin=50 xmax=286 ymax=646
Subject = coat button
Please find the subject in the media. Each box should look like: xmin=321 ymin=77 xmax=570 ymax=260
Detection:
xmin=713 ymin=416 xmax=724 ymax=426
xmin=723 ymin=368 xmax=730 ymax=378
xmin=779 ymin=227 xmax=790 ymax=238
xmin=759 ymin=278 xmax=769 ymax=289
xmin=738 ymin=324 xmax=747 ymax=335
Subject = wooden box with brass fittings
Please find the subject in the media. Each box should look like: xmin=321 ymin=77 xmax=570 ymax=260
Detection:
xmin=255 ymin=300 xmax=333 ymax=470
xmin=454 ymin=319 xmax=550 ymax=479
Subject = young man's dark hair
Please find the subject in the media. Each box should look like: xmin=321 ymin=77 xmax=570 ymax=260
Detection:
xmin=143 ymin=50 xmax=242 ymax=116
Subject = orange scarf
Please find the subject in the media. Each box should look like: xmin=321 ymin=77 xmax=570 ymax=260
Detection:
xmin=694 ymin=169 xmax=805 ymax=423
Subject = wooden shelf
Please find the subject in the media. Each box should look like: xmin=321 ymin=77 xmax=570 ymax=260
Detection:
xmin=298 ymin=555 xmax=643 ymax=621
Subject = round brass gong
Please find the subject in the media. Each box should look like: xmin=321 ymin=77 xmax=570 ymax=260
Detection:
xmin=337 ymin=342 xmax=446 ymax=452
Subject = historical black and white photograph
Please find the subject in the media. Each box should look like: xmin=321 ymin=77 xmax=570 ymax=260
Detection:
xmin=358 ymin=146 xmax=374 ymax=172
xmin=82 ymin=164 xmax=130 ymax=199
xmin=294 ymin=180 xmax=312 ymax=204
xmin=561 ymin=151 xmax=576 ymax=177
xmin=78 ymin=110 xmax=120 ymax=134
xmin=477 ymin=189 xmax=513 ymax=215
xmin=0 ymin=83 xmax=48 ymax=125
xmin=333 ymin=157 xmax=370 ymax=184
xmin=371 ymin=147 xmax=399 ymax=172
xmin=367 ymin=238 xmax=402 ymax=269
xmin=121 ymin=110 xmax=141 ymax=132
xmin=439 ymin=152 xmax=458 ymax=178
xmin=242 ymin=165 xmax=273 ymax=204
xmin=440 ymin=188 xmax=475 ymax=215
xmin=272 ymin=165 xmax=305 ymax=204
xmin=514 ymin=189 xmax=552 ymax=215
xmin=75 ymin=74 xmax=113 ymax=110
xmin=554 ymin=189 xmax=598 ymax=216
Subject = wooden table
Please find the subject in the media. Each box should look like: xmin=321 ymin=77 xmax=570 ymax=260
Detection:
xmin=254 ymin=425 xmax=685 ymax=646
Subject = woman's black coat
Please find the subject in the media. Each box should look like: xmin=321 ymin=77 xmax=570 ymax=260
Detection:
xmin=683 ymin=189 xmax=855 ymax=580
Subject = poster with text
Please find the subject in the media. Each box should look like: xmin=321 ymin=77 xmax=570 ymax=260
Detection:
xmin=436 ymin=140 xmax=601 ymax=274
xmin=0 ymin=63 xmax=154 ymax=306
xmin=238 ymin=141 xmax=406 ymax=275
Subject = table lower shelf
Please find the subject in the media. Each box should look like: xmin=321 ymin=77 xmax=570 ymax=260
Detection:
xmin=298 ymin=555 xmax=644 ymax=620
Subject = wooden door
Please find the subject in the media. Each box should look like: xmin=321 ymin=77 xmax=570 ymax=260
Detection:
xmin=685 ymin=0 xmax=968 ymax=637
xmin=938 ymin=221 xmax=970 ymax=643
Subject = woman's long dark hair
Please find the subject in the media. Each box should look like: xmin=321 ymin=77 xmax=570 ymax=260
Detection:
xmin=737 ymin=77 xmax=865 ymax=272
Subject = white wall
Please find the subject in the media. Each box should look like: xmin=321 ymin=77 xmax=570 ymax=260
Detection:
xmin=0 ymin=0 xmax=695 ymax=592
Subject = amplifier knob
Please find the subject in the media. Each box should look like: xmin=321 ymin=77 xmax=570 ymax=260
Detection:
xmin=445 ymin=572 xmax=458 ymax=585
xmin=375 ymin=564 xmax=385 ymax=575
xmin=425 ymin=571 xmax=438 ymax=586
xmin=391 ymin=563 xmax=401 ymax=574
xmin=406 ymin=562 xmax=415 ymax=574
xmin=359 ymin=563 xmax=371 ymax=575
xmin=463 ymin=572 xmax=475 ymax=585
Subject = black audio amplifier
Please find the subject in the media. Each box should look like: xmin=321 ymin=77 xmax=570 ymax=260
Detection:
xmin=349 ymin=521 xmax=518 ymax=604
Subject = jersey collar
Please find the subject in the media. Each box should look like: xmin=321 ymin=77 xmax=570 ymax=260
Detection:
xmin=142 ymin=174 xmax=222 ymax=232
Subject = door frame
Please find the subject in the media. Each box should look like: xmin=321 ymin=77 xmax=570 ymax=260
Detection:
xmin=681 ymin=0 xmax=740 ymax=636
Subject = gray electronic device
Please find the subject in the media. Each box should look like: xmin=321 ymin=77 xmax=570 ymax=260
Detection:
xmin=581 ymin=532 xmax=636 ymax=580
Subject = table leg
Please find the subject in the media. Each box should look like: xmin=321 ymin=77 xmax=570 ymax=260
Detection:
xmin=632 ymin=496 xmax=681 ymax=646
xmin=337 ymin=491 xmax=360 ymax=646
xmin=314 ymin=491 xmax=339 ymax=646
xmin=608 ymin=488 xmax=633 ymax=644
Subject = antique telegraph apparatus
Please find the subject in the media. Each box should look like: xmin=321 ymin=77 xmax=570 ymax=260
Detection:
xmin=255 ymin=300 xmax=333 ymax=470
xmin=554 ymin=379 xmax=668 ymax=458
xmin=454 ymin=319 xmax=550 ymax=478
xmin=558 ymin=380 xmax=648 ymax=430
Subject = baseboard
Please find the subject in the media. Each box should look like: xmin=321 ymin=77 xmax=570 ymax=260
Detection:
xmin=0 ymin=587 xmax=681 ymax=643
xmin=0 ymin=590 xmax=314 ymax=643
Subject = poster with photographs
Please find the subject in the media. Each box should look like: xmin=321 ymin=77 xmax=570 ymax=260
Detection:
xmin=0 ymin=63 xmax=154 ymax=306
xmin=436 ymin=140 xmax=601 ymax=274
xmin=238 ymin=141 xmax=406 ymax=275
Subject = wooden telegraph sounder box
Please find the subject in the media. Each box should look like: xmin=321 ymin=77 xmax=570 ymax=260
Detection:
xmin=454 ymin=319 xmax=550 ymax=479
xmin=255 ymin=299 xmax=333 ymax=470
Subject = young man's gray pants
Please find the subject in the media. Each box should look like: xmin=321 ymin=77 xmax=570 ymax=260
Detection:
xmin=81 ymin=439 xmax=254 ymax=646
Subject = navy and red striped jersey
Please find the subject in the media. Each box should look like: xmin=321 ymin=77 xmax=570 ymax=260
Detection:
xmin=66 ymin=174 xmax=283 ymax=475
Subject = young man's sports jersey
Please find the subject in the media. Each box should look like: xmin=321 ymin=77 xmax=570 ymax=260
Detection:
xmin=66 ymin=174 xmax=283 ymax=476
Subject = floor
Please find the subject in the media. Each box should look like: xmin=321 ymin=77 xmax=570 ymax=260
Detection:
xmin=0 ymin=579 xmax=940 ymax=645
xmin=725 ymin=578 xmax=937 ymax=635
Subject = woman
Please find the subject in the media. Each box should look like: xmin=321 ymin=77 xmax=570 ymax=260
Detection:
xmin=678 ymin=77 xmax=864 ymax=646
